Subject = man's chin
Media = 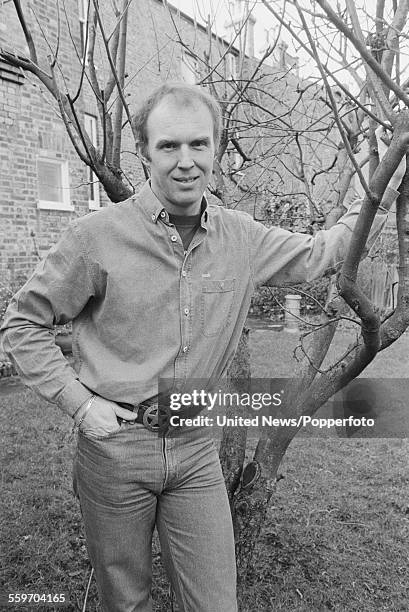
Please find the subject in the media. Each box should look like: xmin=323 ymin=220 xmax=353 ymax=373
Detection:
xmin=171 ymin=187 xmax=203 ymax=205
xmin=151 ymin=181 xmax=205 ymax=213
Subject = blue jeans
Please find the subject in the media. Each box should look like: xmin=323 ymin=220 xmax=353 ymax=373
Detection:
xmin=73 ymin=422 xmax=237 ymax=612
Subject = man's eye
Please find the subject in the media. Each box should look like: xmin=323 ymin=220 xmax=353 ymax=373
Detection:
xmin=162 ymin=143 xmax=176 ymax=150
xmin=192 ymin=141 xmax=207 ymax=149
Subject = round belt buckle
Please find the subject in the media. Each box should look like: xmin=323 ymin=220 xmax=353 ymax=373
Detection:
xmin=142 ymin=404 xmax=160 ymax=432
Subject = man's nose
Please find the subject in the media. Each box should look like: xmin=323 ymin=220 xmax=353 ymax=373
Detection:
xmin=177 ymin=145 xmax=194 ymax=169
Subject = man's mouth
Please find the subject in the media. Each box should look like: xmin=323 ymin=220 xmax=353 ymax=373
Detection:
xmin=173 ymin=177 xmax=199 ymax=184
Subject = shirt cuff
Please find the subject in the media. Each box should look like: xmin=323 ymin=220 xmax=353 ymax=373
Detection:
xmin=380 ymin=186 xmax=400 ymax=211
xmin=56 ymin=378 xmax=94 ymax=418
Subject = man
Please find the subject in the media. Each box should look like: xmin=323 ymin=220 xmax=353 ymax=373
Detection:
xmin=0 ymin=83 xmax=404 ymax=612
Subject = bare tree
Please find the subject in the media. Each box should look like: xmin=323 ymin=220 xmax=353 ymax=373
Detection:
xmin=228 ymin=0 xmax=409 ymax=590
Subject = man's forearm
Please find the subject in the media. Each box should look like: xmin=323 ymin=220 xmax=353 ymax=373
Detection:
xmin=249 ymin=190 xmax=398 ymax=287
xmin=0 ymin=223 xmax=96 ymax=418
xmin=1 ymin=309 xmax=93 ymax=417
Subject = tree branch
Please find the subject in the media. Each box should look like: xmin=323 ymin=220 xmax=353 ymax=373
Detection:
xmin=293 ymin=0 xmax=371 ymax=202
xmin=380 ymin=152 xmax=409 ymax=347
xmin=12 ymin=0 xmax=38 ymax=64
xmin=112 ymin=0 xmax=129 ymax=169
xmin=337 ymin=113 xmax=409 ymax=369
xmin=382 ymin=0 xmax=409 ymax=79
xmin=316 ymin=0 xmax=409 ymax=110
xmin=345 ymin=0 xmax=393 ymax=120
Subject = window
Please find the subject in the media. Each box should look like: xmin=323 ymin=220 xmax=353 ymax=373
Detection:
xmin=78 ymin=0 xmax=90 ymax=61
xmin=0 ymin=59 xmax=25 ymax=86
xmin=180 ymin=51 xmax=199 ymax=84
xmin=225 ymin=52 xmax=237 ymax=80
xmin=84 ymin=113 xmax=100 ymax=209
xmin=37 ymin=158 xmax=72 ymax=211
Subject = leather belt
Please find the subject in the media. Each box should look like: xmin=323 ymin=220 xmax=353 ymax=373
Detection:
xmin=117 ymin=396 xmax=201 ymax=433
xmin=136 ymin=403 xmax=161 ymax=432
xmin=117 ymin=399 xmax=167 ymax=433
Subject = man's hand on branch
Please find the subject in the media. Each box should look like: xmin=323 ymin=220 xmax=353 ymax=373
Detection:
xmin=375 ymin=124 xmax=407 ymax=192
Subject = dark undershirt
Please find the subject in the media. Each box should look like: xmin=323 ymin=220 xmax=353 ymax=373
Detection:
xmin=168 ymin=212 xmax=202 ymax=251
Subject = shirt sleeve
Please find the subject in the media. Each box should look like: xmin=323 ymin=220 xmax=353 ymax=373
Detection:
xmin=0 ymin=223 xmax=95 ymax=417
xmin=248 ymin=199 xmax=391 ymax=288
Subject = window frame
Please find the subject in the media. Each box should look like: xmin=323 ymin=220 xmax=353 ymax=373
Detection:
xmin=180 ymin=50 xmax=199 ymax=84
xmin=36 ymin=157 xmax=73 ymax=211
xmin=78 ymin=0 xmax=89 ymax=63
xmin=225 ymin=52 xmax=237 ymax=80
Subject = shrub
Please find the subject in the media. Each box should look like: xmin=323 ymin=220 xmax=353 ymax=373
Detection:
xmin=250 ymin=278 xmax=329 ymax=319
xmin=0 ymin=283 xmax=13 ymax=323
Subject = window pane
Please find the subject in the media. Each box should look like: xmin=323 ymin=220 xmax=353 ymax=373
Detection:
xmin=78 ymin=0 xmax=88 ymax=20
xmin=38 ymin=161 xmax=63 ymax=203
xmin=181 ymin=53 xmax=197 ymax=84
xmin=84 ymin=114 xmax=97 ymax=145
xmin=80 ymin=24 xmax=86 ymax=56
xmin=78 ymin=1 xmax=89 ymax=57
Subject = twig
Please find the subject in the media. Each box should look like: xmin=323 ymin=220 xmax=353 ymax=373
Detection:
xmin=12 ymin=0 xmax=38 ymax=64
xmin=345 ymin=0 xmax=393 ymax=121
xmin=52 ymin=0 xmax=61 ymax=69
xmin=316 ymin=0 xmax=409 ymax=110
xmin=294 ymin=131 xmax=322 ymax=217
xmin=260 ymin=2 xmax=390 ymax=130
xmin=293 ymin=0 xmax=372 ymax=202
xmin=91 ymin=0 xmax=137 ymax=143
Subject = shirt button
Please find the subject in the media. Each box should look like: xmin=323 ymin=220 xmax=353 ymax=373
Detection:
xmin=160 ymin=211 xmax=166 ymax=218
xmin=182 ymin=346 xmax=188 ymax=353
xmin=151 ymin=214 xmax=156 ymax=221
xmin=184 ymin=308 xmax=189 ymax=315
xmin=171 ymin=235 xmax=178 ymax=242
xmin=181 ymin=270 xmax=187 ymax=277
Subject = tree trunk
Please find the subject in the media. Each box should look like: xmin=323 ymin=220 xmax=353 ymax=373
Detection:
xmin=219 ymin=327 xmax=250 ymax=505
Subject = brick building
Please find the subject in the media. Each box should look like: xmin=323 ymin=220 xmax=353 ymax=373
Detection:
xmin=0 ymin=0 xmax=242 ymax=286
xmin=0 ymin=0 xmax=378 ymax=298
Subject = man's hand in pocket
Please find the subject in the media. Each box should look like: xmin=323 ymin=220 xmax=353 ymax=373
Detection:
xmin=76 ymin=396 xmax=137 ymax=437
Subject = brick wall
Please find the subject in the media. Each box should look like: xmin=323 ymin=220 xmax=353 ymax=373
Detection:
xmin=0 ymin=0 xmax=93 ymax=286
xmin=0 ymin=0 xmax=343 ymax=290
xmin=0 ymin=0 xmax=239 ymax=288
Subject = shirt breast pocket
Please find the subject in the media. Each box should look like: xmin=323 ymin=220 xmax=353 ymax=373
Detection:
xmin=200 ymin=278 xmax=236 ymax=337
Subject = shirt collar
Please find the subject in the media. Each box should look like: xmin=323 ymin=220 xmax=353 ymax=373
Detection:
xmin=135 ymin=180 xmax=209 ymax=227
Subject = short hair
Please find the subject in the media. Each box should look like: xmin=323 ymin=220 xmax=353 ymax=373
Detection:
xmin=132 ymin=82 xmax=222 ymax=159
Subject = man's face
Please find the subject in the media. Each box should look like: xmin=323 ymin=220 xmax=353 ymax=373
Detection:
xmin=144 ymin=96 xmax=215 ymax=215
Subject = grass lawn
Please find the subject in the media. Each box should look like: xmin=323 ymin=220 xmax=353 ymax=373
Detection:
xmin=1 ymin=328 xmax=408 ymax=611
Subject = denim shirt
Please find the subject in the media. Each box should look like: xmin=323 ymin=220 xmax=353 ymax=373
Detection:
xmin=0 ymin=182 xmax=392 ymax=417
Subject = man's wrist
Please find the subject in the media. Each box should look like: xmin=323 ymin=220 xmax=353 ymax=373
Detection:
xmin=72 ymin=394 xmax=94 ymax=423
xmin=73 ymin=395 xmax=97 ymax=427
xmin=379 ymin=186 xmax=399 ymax=213
xmin=57 ymin=378 xmax=96 ymax=417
